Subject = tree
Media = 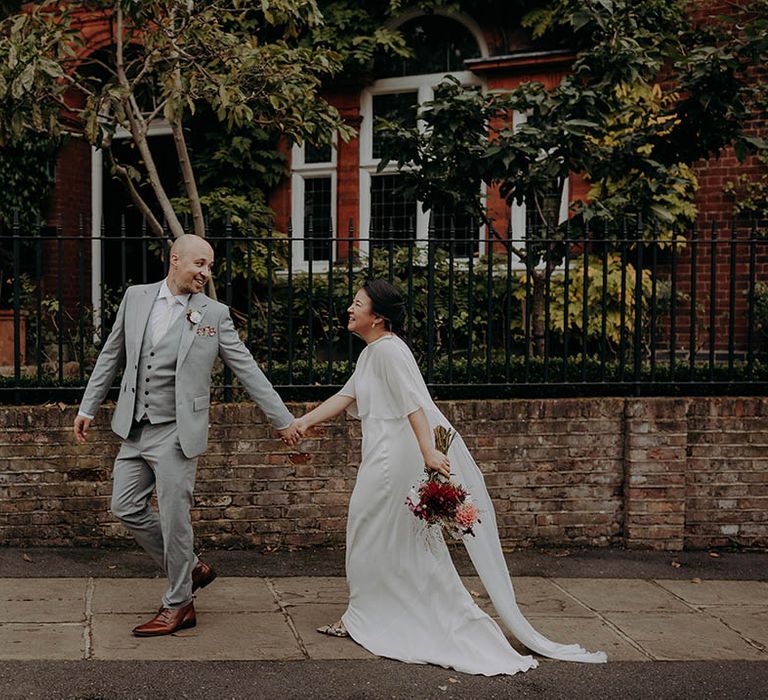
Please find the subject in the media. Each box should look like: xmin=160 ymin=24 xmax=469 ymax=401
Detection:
xmin=173 ymin=0 xmax=417 ymax=237
xmin=0 ymin=0 xmax=56 ymax=229
xmin=376 ymin=0 xmax=768 ymax=354
xmin=380 ymin=0 xmax=767 ymax=237
xmin=0 ymin=0 xmax=351 ymax=239
xmin=0 ymin=1 xmax=21 ymax=18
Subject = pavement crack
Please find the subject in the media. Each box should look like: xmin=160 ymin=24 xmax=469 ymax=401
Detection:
xmin=649 ymin=580 xmax=767 ymax=655
xmin=547 ymin=578 xmax=656 ymax=661
xmin=647 ymin=579 xmax=700 ymax=613
xmin=265 ymin=577 xmax=309 ymax=660
xmin=83 ymin=577 xmax=94 ymax=660
xmin=700 ymin=607 xmax=768 ymax=655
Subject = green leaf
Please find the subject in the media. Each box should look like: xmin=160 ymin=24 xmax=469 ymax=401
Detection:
xmin=649 ymin=203 xmax=675 ymax=223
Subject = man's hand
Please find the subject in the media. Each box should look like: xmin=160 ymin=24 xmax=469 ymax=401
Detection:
xmin=74 ymin=415 xmax=92 ymax=444
xmin=277 ymin=419 xmax=304 ymax=447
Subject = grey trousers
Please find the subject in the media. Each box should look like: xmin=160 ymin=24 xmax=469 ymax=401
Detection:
xmin=111 ymin=421 xmax=198 ymax=608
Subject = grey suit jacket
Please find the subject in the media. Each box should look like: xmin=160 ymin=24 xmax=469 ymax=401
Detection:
xmin=79 ymin=281 xmax=294 ymax=458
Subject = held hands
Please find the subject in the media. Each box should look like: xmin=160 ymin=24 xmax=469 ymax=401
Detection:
xmin=277 ymin=418 xmax=306 ymax=447
xmin=293 ymin=415 xmax=310 ymax=437
xmin=74 ymin=415 xmax=91 ymax=444
xmin=278 ymin=395 xmax=349 ymax=448
xmin=424 ymin=446 xmax=451 ymax=479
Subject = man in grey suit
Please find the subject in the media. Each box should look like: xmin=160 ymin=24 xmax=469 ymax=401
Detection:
xmin=74 ymin=234 xmax=300 ymax=636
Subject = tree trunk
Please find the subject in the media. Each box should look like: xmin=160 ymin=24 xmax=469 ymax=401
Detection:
xmin=170 ymin=64 xmax=205 ymax=240
xmin=123 ymin=100 xmax=185 ymax=239
xmin=104 ymin=147 xmax=164 ymax=237
xmin=172 ymin=118 xmax=218 ymax=300
xmin=531 ymin=270 xmax=546 ymax=357
xmin=114 ymin=4 xmax=184 ymax=239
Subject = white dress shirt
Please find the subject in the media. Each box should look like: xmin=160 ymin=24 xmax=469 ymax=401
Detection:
xmin=150 ymin=280 xmax=190 ymax=346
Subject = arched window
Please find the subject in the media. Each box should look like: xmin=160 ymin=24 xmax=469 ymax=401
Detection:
xmin=374 ymin=14 xmax=483 ymax=78
xmin=359 ymin=14 xmax=484 ymax=257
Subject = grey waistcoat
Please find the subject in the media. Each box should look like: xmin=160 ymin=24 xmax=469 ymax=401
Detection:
xmin=133 ymin=310 xmax=186 ymax=423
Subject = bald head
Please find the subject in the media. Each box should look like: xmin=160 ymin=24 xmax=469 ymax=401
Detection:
xmin=170 ymin=234 xmax=214 ymax=260
xmin=167 ymin=234 xmax=214 ymax=295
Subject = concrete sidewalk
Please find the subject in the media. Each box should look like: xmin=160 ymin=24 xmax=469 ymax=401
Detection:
xmin=2 ymin=574 xmax=766 ymax=663
xmin=1 ymin=549 xmax=768 ymax=698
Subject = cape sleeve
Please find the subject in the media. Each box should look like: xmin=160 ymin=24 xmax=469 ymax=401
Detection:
xmin=370 ymin=339 xmax=425 ymax=419
xmin=336 ymin=371 xmax=360 ymax=419
xmin=336 ymin=337 xmax=434 ymax=421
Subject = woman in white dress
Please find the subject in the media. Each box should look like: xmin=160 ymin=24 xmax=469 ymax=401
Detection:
xmin=295 ymin=279 xmax=606 ymax=676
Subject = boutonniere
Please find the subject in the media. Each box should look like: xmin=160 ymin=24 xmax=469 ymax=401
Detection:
xmin=186 ymin=309 xmax=203 ymax=325
xmin=196 ymin=326 xmax=217 ymax=337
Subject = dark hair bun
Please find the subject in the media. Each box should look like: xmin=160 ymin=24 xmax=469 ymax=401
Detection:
xmin=362 ymin=279 xmax=405 ymax=335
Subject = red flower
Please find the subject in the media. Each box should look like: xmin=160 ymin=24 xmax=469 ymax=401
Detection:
xmin=407 ymin=473 xmax=468 ymax=526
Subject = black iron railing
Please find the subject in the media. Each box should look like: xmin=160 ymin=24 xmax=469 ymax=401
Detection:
xmin=0 ymin=217 xmax=766 ymax=404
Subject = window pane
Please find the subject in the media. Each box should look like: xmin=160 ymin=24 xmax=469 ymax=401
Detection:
xmin=372 ymin=91 xmax=417 ymax=159
xmin=370 ymin=174 xmax=416 ymax=245
xmin=303 ymin=176 xmax=332 ymax=261
xmin=526 ymin=184 xmax=563 ymax=233
xmin=375 ymin=16 xmax=481 ymax=78
xmin=304 ymin=143 xmax=332 ymax=164
xmin=431 ymin=205 xmax=478 ymax=258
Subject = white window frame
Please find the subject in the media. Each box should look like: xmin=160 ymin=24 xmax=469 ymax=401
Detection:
xmin=355 ymin=8 xmax=490 ymax=262
xmin=91 ymin=120 xmax=173 ymax=329
xmin=291 ymin=140 xmax=338 ymax=269
xmin=359 ymin=70 xmax=485 ymax=261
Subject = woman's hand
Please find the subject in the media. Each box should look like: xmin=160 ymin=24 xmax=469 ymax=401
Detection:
xmin=423 ymin=447 xmax=450 ymax=479
xmin=294 ymin=415 xmax=310 ymax=437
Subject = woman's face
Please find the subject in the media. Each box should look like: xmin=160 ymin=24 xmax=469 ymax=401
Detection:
xmin=347 ymin=288 xmax=378 ymax=336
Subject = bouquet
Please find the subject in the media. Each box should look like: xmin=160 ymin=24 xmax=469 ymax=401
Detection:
xmin=405 ymin=426 xmax=481 ymax=538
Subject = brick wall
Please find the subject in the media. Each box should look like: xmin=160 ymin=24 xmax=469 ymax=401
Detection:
xmin=0 ymin=397 xmax=765 ymax=551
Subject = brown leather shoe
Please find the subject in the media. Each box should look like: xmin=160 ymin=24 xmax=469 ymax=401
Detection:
xmin=192 ymin=559 xmax=217 ymax=592
xmin=132 ymin=601 xmax=196 ymax=637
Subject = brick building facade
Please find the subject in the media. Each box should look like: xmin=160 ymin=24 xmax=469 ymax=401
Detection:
xmin=45 ymin=10 xmax=767 ymax=238
xmin=36 ymin=3 xmax=766 ymax=356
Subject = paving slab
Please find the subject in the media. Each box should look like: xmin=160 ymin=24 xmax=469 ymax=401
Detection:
xmin=0 ymin=622 xmax=85 ymax=660
xmin=703 ymin=607 xmax=768 ymax=649
xmin=0 ymin=579 xmax=86 ymax=623
xmin=501 ymin=615 xmax=649 ymax=662
xmin=285 ymin=604 xmax=376 ymax=660
xmin=654 ymin=579 xmax=768 ymax=607
xmin=270 ymin=577 xmax=349 ymax=607
xmin=460 ymin=576 xmax=500 ymax=615
xmin=462 ymin=576 xmax=596 ymax=617
xmin=3 ymin=575 xmax=768 ymax=666
xmin=604 ymin=612 xmax=768 ymax=661
xmin=91 ymin=577 xmax=278 ymax=614
xmin=489 ymin=620 xmax=531 ymax=657
xmin=91 ymin=579 xmax=166 ymax=614
xmin=91 ymin=611 xmax=304 ymax=661
xmin=192 ymin=577 xmax=278 ymax=612
xmin=553 ymin=578 xmax=692 ymax=613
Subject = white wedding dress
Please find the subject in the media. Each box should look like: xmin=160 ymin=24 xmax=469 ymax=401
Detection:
xmin=336 ymin=334 xmax=606 ymax=676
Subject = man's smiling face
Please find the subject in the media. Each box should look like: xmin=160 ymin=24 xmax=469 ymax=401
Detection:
xmin=168 ymin=236 xmax=214 ymax=295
